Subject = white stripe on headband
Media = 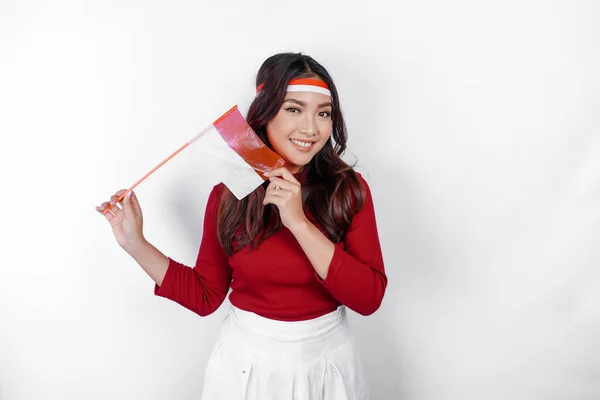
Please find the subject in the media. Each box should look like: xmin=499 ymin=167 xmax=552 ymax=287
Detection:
xmin=286 ymin=84 xmax=331 ymax=96
xmin=256 ymin=78 xmax=332 ymax=96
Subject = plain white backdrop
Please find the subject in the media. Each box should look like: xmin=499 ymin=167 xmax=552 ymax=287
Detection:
xmin=1 ymin=0 xmax=599 ymax=399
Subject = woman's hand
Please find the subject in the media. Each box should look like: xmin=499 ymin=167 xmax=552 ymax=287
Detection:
xmin=263 ymin=168 xmax=309 ymax=233
xmin=96 ymin=190 xmax=146 ymax=254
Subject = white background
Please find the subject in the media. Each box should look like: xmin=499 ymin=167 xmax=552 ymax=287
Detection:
xmin=1 ymin=0 xmax=599 ymax=399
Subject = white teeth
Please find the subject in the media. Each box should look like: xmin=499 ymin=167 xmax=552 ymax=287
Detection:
xmin=290 ymin=139 xmax=313 ymax=148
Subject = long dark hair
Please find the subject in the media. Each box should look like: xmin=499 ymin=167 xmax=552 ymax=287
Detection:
xmin=217 ymin=52 xmax=365 ymax=255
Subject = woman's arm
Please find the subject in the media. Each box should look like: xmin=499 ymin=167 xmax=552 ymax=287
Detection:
xmin=128 ymin=239 xmax=170 ymax=286
xmin=152 ymin=184 xmax=232 ymax=317
xmin=288 ymin=220 xmax=335 ymax=280
xmin=97 ymin=189 xmax=171 ymax=287
xmin=263 ymin=169 xmax=387 ymax=316
xmin=294 ymin=174 xmax=387 ymax=315
xmin=98 ymin=185 xmax=231 ymax=317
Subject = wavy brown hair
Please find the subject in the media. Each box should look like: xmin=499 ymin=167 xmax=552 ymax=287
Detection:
xmin=217 ymin=52 xmax=365 ymax=256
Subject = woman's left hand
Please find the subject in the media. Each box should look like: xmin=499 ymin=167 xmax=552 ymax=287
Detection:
xmin=263 ymin=167 xmax=309 ymax=233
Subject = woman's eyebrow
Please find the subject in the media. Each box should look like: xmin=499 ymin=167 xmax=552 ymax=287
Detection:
xmin=283 ymin=98 xmax=332 ymax=108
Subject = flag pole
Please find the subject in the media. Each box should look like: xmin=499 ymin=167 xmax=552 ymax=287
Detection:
xmin=102 ymin=123 xmax=214 ymax=214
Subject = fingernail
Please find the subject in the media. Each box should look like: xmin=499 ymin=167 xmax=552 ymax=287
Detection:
xmin=264 ymin=171 xmax=271 ymax=176
xmin=127 ymin=191 xmax=133 ymax=198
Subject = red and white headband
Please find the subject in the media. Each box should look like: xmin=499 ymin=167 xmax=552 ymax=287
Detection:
xmin=256 ymin=78 xmax=331 ymax=96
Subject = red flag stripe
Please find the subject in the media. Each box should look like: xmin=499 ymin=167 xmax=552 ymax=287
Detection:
xmin=212 ymin=106 xmax=285 ymax=178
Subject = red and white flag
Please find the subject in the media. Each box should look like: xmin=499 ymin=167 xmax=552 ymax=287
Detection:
xmin=102 ymin=105 xmax=284 ymax=214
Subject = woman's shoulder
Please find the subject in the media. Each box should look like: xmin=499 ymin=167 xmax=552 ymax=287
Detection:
xmin=205 ymin=183 xmax=227 ymax=209
xmin=211 ymin=182 xmax=226 ymax=195
xmin=333 ymin=168 xmax=371 ymax=214
xmin=346 ymin=169 xmax=371 ymax=195
xmin=352 ymin=169 xmax=367 ymax=184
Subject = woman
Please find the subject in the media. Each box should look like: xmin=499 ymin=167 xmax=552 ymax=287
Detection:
xmin=96 ymin=52 xmax=387 ymax=399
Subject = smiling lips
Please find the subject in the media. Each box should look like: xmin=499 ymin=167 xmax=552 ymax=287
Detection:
xmin=290 ymin=138 xmax=315 ymax=151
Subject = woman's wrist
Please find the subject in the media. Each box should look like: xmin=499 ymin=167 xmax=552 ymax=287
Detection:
xmin=124 ymin=237 xmax=149 ymax=258
xmin=288 ymin=217 xmax=312 ymax=237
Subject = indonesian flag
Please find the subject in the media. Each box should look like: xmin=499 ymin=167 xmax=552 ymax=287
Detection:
xmin=102 ymin=105 xmax=284 ymax=214
xmin=194 ymin=105 xmax=285 ymax=199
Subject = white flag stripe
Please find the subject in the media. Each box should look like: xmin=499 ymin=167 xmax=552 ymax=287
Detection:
xmin=190 ymin=126 xmax=265 ymax=200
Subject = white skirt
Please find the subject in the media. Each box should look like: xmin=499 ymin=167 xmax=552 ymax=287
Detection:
xmin=200 ymin=305 xmax=370 ymax=400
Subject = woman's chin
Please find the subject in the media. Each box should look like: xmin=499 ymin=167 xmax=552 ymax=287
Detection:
xmin=283 ymin=157 xmax=312 ymax=171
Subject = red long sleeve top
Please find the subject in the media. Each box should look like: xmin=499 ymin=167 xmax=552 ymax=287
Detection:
xmin=154 ymin=171 xmax=387 ymax=321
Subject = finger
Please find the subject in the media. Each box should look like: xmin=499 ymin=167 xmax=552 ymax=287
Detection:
xmin=270 ymin=185 xmax=292 ymax=199
xmin=264 ymin=186 xmax=292 ymax=203
xmin=122 ymin=190 xmax=135 ymax=212
xmin=106 ymin=190 xmax=127 ymax=206
xmin=129 ymin=191 xmax=141 ymax=213
xmin=278 ymin=190 xmax=293 ymax=200
xmin=122 ymin=190 xmax=142 ymax=214
xmin=114 ymin=189 xmax=128 ymax=198
xmin=264 ymin=168 xmax=300 ymax=185
xmin=102 ymin=210 xmax=115 ymax=221
xmin=110 ymin=195 xmax=124 ymax=209
xmin=113 ymin=190 xmax=128 ymax=206
xmin=266 ymin=181 xmax=283 ymax=197
xmin=96 ymin=201 xmax=110 ymax=212
xmin=263 ymin=193 xmax=285 ymax=207
xmin=103 ymin=197 xmax=123 ymax=215
xmin=268 ymin=177 xmax=300 ymax=194
xmin=96 ymin=202 xmax=115 ymax=221
xmin=265 ymin=167 xmax=292 ymax=180
xmin=263 ymin=167 xmax=286 ymax=177
xmin=97 ymin=201 xmax=116 ymax=214
xmin=102 ymin=204 xmax=117 ymax=215
xmin=109 ymin=205 xmax=123 ymax=218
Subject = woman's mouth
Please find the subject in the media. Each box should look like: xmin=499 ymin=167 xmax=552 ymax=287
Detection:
xmin=290 ymin=138 xmax=315 ymax=151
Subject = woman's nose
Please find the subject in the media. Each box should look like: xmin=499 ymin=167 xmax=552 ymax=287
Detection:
xmin=299 ymin=116 xmax=317 ymax=135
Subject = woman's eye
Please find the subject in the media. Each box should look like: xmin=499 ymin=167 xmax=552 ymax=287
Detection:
xmin=319 ymin=111 xmax=332 ymax=118
xmin=285 ymin=107 xmax=300 ymax=113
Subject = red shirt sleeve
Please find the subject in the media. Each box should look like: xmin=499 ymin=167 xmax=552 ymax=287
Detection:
xmin=153 ymin=184 xmax=232 ymax=316
xmin=317 ymin=173 xmax=388 ymax=315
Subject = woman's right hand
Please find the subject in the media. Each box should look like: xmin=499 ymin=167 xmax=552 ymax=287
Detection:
xmin=96 ymin=189 xmax=145 ymax=254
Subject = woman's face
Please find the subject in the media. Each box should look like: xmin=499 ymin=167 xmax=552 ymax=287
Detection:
xmin=266 ymin=90 xmax=333 ymax=174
